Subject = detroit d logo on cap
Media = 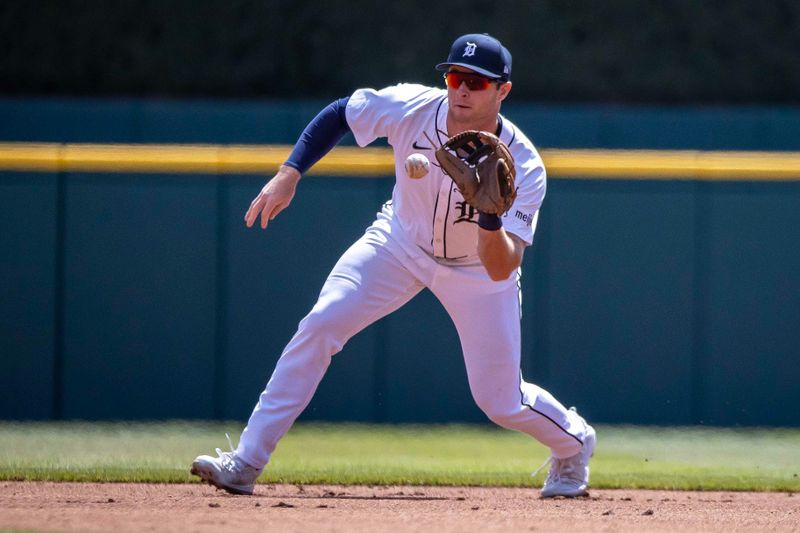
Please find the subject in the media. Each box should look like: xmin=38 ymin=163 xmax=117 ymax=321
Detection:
xmin=463 ymin=42 xmax=477 ymax=57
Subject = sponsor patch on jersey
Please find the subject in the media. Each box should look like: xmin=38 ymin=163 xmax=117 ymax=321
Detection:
xmin=515 ymin=210 xmax=534 ymax=226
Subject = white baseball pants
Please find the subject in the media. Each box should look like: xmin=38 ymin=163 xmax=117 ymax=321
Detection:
xmin=236 ymin=223 xmax=589 ymax=468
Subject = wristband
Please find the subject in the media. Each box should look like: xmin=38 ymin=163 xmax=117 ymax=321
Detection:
xmin=478 ymin=212 xmax=502 ymax=231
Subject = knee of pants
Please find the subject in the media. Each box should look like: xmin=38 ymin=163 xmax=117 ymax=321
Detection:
xmin=472 ymin=391 xmax=520 ymax=428
xmin=296 ymin=306 xmax=351 ymax=355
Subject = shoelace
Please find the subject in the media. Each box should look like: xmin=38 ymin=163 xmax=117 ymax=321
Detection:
xmin=532 ymin=455 xmax=580 ymax=483
xmin=532 ymin=457 xmax=552 ymax=480
xmin=214 ymin=433 xmax=238 ymax=472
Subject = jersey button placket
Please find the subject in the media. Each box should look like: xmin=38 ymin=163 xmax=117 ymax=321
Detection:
xmin=432 ymin=177 xmax=451 ymax=257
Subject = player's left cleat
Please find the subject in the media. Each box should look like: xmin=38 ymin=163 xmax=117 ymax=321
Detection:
xmin=190 ymin=434 xmax=262 ymax=495
xmin=539 ymin=411 xmax=596 ymax=498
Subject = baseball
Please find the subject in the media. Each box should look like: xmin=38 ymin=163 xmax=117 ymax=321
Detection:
xmin=404 ymin=153 xmax=430 ymax=179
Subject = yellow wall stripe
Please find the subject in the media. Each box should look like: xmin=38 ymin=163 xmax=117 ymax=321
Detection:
xmin=1 ymin=142 xmax=799 ymax=181
xmin=543 ymin=149 xmax=800 ymax=180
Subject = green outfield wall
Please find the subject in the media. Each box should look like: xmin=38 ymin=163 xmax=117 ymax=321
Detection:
xmin=1 ymin=99 xmax=799 ymax=426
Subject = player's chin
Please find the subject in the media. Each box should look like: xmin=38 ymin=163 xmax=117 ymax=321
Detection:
xmin=450 ymin=106 xmax=473 ymax=121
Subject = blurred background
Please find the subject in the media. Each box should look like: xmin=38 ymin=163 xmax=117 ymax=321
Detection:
xmin=1 ymin=1 xmax=799 ymax=427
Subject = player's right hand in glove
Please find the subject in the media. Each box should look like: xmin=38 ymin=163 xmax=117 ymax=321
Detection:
xmin=434 ymin=130 xmax=517 ymax=215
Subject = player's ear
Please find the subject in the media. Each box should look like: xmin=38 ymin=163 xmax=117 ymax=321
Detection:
xmin=497 ymin=81 xmax=512 ymax=103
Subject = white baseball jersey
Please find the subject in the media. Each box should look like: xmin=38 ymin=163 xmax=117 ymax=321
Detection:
xmin=346 ymin=83 xmax=546 ymax=265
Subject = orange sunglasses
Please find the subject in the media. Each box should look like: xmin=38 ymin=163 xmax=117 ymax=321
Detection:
xmin=444 ymin=71 xmax=502 ymax=91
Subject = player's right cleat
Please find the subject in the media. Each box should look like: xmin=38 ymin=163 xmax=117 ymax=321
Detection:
xmin=539 ymin=412 xmax=596 ymax=498
xmin=190 ymin=435 xmax=262 ymax=495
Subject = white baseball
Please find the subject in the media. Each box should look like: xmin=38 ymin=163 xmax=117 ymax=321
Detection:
xmin=404 ymin=153 xmax=430 ymax=179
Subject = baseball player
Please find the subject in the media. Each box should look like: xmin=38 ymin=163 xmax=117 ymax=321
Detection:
xmin=191 ymin=33 xmax=596 ymax=498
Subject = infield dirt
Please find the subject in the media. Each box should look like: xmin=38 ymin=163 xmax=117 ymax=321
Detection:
xmin=2 ymin=481 xmax=798 ymax=532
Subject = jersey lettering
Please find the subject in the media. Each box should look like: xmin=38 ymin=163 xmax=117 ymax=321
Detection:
xmin=454 ymin=201 xmax=478 ymax=225
xmin=515 ymin=209 xmax=534 ymax=226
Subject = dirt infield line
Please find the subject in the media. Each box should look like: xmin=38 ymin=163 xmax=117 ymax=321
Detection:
xmin=1 ymin=482 xmax=798 ymax=532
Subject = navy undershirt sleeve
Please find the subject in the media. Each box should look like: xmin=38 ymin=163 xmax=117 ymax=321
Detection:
xmin=284 ymin=96 xmax=351 ymax=175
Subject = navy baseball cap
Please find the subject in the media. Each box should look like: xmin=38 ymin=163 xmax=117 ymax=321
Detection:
xmin=435 ymin=33 xmax=512 ymax=81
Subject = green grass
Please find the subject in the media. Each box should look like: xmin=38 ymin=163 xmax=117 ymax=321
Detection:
xmin=1 ymin=421 xmax=798 ymax=491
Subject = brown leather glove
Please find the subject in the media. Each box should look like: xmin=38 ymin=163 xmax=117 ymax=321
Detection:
xmin=435 ymin=130 xmax=517 ymax=215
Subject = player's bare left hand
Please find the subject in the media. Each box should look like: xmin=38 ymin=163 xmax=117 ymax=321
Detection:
xmin=244 ymin=165 xmax=301 ymax=229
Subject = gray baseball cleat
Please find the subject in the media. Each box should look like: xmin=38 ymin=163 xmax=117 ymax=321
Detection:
xmin=190 ymin=434 xmax=262 ymax=495
xmin=539 ymin=410 xmax=596 ymax=498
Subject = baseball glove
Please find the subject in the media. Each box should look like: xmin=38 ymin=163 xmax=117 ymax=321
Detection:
xmin=434 ymin=130 xmax=517 ymax=215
